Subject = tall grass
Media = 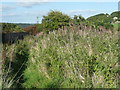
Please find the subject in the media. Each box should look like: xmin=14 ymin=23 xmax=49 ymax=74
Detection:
xmin=2 ymin=27 xmax=119 ymax=88
xmin=1 ymin=36 xmax=34 ymax=88
xmin=23 ymin=28 xmax=119 ymax=88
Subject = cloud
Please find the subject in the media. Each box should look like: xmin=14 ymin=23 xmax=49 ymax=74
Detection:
xmin=118 ymin=1 xmax=120 ymax=11
xmin=1 ymin=0 xmax=54 ymax=8
xmin=66 ymin=9 xmax=99 ymax=18
xmin=68 ymin=9 xmax=98 ymax=15
xmin=2 ymin=13 xmax=19 ymax=17
xmin=57 ymin=0 xmax=119 ymax=2
xmin=1 ymin=0 xmax=16 ymax=2
xmin=18 ymin=0 xmax=52 ymax=2
xmin=17 ymin=0 xmax=54 ymax=8
xmin=22 ymin=11 xmax=48 ymax=16
xmin=17 ymin=2 xmax=42 ymax=8
xmin=70 ymin=9 xmax=97 ymax=13
xmin=1 ymin=5 xmax=16 ymax=11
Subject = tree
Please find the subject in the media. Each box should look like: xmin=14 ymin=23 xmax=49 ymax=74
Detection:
xmin=36 ymin=24 xmax=43 ymax=32
xmin=2 ymin=23 xmax=24 ymax=33
xmin=41 ymin=10 xmax=70 ymax=33
xmin=79 ymin=15 xmax=85 ymax=21
xmin=72 ymin=15 xmax=86 ymax=25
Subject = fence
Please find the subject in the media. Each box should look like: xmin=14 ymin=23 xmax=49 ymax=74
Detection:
xmin=2 ymin=32 xmax=29 ymax=44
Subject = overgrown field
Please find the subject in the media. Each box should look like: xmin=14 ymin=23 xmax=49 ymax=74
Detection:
xmin=2 ymin=27 xmax=119 ymax=88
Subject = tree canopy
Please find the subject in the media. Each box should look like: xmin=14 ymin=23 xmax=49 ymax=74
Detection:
xmin=72 ymin=15 xmax=86 ymax=25
xmin=2 ymin=23 xmax=24 ymax=33
xmin=41 ymin=10 xmax=70 ymax=33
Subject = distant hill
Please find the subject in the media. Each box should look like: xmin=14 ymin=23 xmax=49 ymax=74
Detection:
xmin=87 ymin=13 xmax=112 ymax=24
xmin=87 ymin=11 xmax=120 ymax=23
xmin=110 ymin=11 xmax=120 ymax=18
xmin=15 ymin=23 xmax=35 ymax=28
xmin=86 ymin=11 xmax=120 ymax=29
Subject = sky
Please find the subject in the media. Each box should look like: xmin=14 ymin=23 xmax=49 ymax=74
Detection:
xmin=0 ymin=0 xmax=119 ymax=23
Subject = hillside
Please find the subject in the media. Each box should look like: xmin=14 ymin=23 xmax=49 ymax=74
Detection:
xmin=87 ymin=11 xmax=120 ymax=24
xmin=111 ymin=11 xmax=120 ymax=18
xmin=15 ymin=23 xmax=35 ymax=28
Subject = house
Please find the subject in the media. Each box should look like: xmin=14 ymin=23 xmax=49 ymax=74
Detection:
xmin=113 ymin=17 xmax=118 ymax=20
xmin=23 ymin=26 xmax=38 ymax=35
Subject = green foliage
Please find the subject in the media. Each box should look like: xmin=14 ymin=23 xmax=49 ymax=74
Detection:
xmin=111 ymin=11 xmax=120 ymax=18
xmin=72 ymin=15 xmax=86 ymax=25
xmin=3 ymin=28 xmax=119 ymax=88
xmin=113 ymin=23 xmax=120 ymax=31
xmin=87 ymin=13 xmax=110 ymax=22
xmin=41 ymin=10 xmax=70 ymax=32
xmin=87 ymin=13 xmax=114 ymax=30
xmin=87 ymin=11 xmax=120 ymax=30
xmin=15 ymin=23 xmax=34 ymax=28
xmin=21 ymin=29 xmax=119 ymax=88
xmin=1 ymin=23 xmax=24 ymax=33
xmin=36 ymin=24 xmax=43 ymax=32
xmin=2 ymin=10 xmax=119 ymax=88
xmin=2 ymin=36 xmax=34 ymax=88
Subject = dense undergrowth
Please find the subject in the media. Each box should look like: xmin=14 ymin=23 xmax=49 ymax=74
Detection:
xmin=1 ymin=27 xmax=119 ymax=88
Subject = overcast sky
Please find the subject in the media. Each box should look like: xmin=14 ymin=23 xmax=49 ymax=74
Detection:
xmin=0 ymin=0 xmax=119 ymax=23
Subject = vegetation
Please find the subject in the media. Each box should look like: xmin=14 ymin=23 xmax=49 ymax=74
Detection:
xmin=41 ymin=10 xmax=70 ymax=33
xmin=113 ymin=23 xmax=120 ymax=31
xmin=1 ymin=36 xmax=33 ymax=88
xmin=2 ymin=26 xmax=119 ymax=88
xmin=111 ymin=11 xmax=120 ymax=18
xmin=1 ymin=23 xmax=24 ymax=33
xmin=1 ymin=10 xmax=120 ymax=88
xmin=36 ymin=11 xmax=120 ymax=33
xmin=72 ymin=15 xmax=86 ymax=25
xmin=15 ymin=23 xmax=34 ymax=28
xmin=86 ymin=11 xmax=120 ymax=30
xmin=87 ymin=11 xmax=120 ymax=23
xmin=87 ymin=13 xmax=113 ymax=29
